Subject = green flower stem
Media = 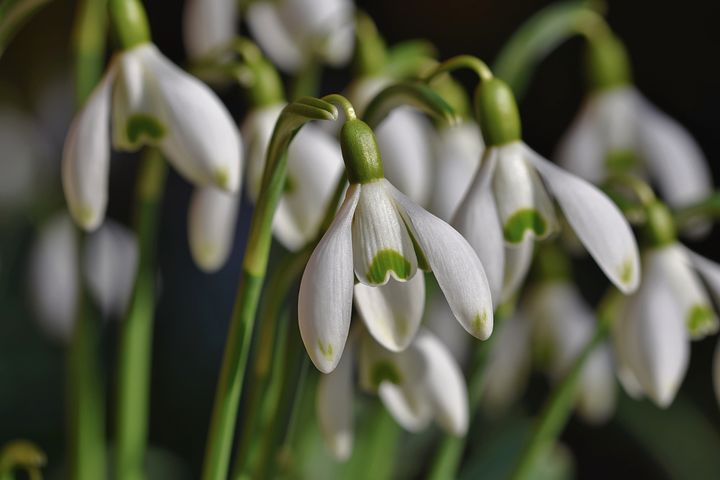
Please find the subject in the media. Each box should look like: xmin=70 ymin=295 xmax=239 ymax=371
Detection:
xmin=67 ymin=2 xmax=108 ymax=479
xmin=603 ymin=173 xmax=657 ymax=207
xmin=509 ymin=307 xmax=613 ymax=480
xmin=108 ymin=0 xmax=151 ymax=49
xmin=673 ymin=191 xmax=720 ymax=228
xmin=290 ymin=58 xmax=321 ymax=100
xmin=115 ymin=148 xmax=167 ymax=480
xmin=427 ymin=310 xmax=509 ymax=480
xmin=202 ymin=98 xmax=337 ymax=480
xmin=423 ymin=55 xmax=494 ymax=84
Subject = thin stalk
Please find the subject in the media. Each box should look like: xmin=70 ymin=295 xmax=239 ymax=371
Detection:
xmin=114 ymin=149 xmax=167 ymax=480
xmin=66 ymin=1 xmax=108 ymax=479
xmin=509 ymin=314 xmax=611 ymax=480
xmin=673 ymin=191 xmax=720 ymax=228
xmin=290 ymin=58 xmax=321 ymax=100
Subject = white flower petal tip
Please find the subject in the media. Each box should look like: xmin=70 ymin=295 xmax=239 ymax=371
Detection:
xmin=299 ymin=186 xmax=360 ymax=373
xmin=386 ymin=180 xmax=494 ymax=340
xmin=183 ymin=0 xmax=238 ymax=60
xmin=316 ymin=341 xmax=355 ymax=461
xmin=354 ymin=273 xmax=425 ymax=352
xmin=62 ymin=63 xmax=117 ymax=231
xmin=352 ymin=181 xmax=418 ymax=286
xmin=188 ymin=187 xmax=240 ymax=273
xmin=525 ymin=145 xmax=640 ymax=293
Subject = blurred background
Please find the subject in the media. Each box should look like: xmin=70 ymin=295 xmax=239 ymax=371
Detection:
xmin=2 ymin=0 xmax=720 ymax=478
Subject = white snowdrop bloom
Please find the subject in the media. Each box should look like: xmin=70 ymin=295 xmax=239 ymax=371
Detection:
xmin=557 ymin=86 xmax=712 ymax=213
xmin=246 ymin=0 xmax=355 ymax=73
xmin=299 ymin=119 xmax=493 ymax=372
xmin=183 ymin=0 xmax=237 ymax=60
xmin=482 ymin=311 xmax=532 ymax=413
xmin=614 ymin=240 xmax=720 ymax=408
xmin=62 ymin=43 xmax=242 ymax=231
xmin=28 ymin=214 xmax=79 ymax=343
xmin=454 ymin=78 xmax=639 ymax=303
xmin=375 ymin=107 xmax=435 ymax=206
xmin=345 ymin=76 xmax=393 ymax=117
xmin=529 ymin=282 xmax=616 ymax=424
xmin=83 ymin=220 xmax=139 ymax=318
xmin=429 ymin=121 xmax=485 ymax=223
xmin=425 ymin=291 xmax=473 ymax=366
xmin=317 ymin=328 xmax=468 ymax=459
xmin=187 ymin=187 xmax=240 ymax=272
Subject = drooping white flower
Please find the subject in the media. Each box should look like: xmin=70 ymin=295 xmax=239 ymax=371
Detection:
xmin=187 ymin=187 xmax=240 ymax=273
xmin=62 ymin=43 xmax=242 ymax=231
xmin=454 ymin=141 xmax=640 ymax=301
xmin=183 ymin=0 xmax=237 ymax=60
xmin=317 ymin=328 xmax=468 ymax=459
xmin=246 ymin=0 xmax=355 ymax=73
xmin=299 ymin=175 xmax=493 ymax=372
xmin=557 ymin=87 xmax=712 ymax=213
xmin=614 ymin=244 xmax=720 ymax=407
xmin=425 ymin=291 xmax=473 ymax=366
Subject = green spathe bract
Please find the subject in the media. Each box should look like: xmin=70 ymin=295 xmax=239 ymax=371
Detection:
xmin=340 ymin=118 xmax=384 ymax=184
xmin=474 ymin=77 xmax=522 ymax=147
xmin=503 ymin=208 xmax=548 ymax=243
xmin=366 ymin=249 xmax=412 ymax=285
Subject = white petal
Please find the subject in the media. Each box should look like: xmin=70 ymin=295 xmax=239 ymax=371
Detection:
xmin=482 ymin=311 xmax=532 ymax=412
xmin=636 ymin=93 xmax=713 ymax=210
xmin=62 ymin=61 xmax=117 ymax=231
xmin=0 ymin=108 xmax=47 ymax=208
xmin=378 ymin=381 xmax=433 ymax=432
xmin=430 ymin=121 xmax=484 ymax=222
xmin=452 ymin=149 xmax=504 ymax=303
xmin=28 ymin=214 xmax=79 ymax=343
xmin=555 ymin=96 xmax=605 ymax=184
xmin=298 ymin=185 xmax=360 ymax=373
xmin=317 ymin=335 xmax=355 ymax=460
xmin=414 ymin=330 xmax=469 ymax=435
xmin=345 ymin=76 xmax=393 ymax=117
xmin=684 ymin=246 xmax=720 ymax=304
xmin=577 ymin=343 xmax=616 ymax=424
xmin=245 ymin=2 xmax=304 ymax=72
xmin=502 ymin=240 xmax=534 ymax=303
xmin=273 ymin=123 xmax=344 ymax=251
xmin=493 ymin=143 xmax=557 ymax=244
xmin=241 ymin=103 xmax=285 ymax=201
xmin=188 ymin=187 xmax=240 ymax=272
xmin=387 ymin=180 xmax=494 ymax=339
xmin=83 ymin=220 xmax=138 ymax=319
xmin=425 ymin=292 xmax=472 ymax=366
xmin=352 ymin=181 xmax=417 ymax=285
xmin=375 ymin=107 xmax=434 ymax=206
xmin=354 ymin=273 xmax=425 ymax=352
xmin=616 ymin=252 xmax=689 ymax=407
xmin=526 ymin=145 xmax=640 ymax=293
xmin=138 ymin=45 xmax=242 ymax=192
xmin=183 ymin=0 xmax=237 ymax=60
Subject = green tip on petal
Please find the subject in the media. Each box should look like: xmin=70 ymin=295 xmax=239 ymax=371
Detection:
xmin=619 ymin=258 xmax=634 ymax=286
xmin=687 ymin=304 xmax=718 ymax=339
xmin=366 ymin=249 xmax=412 ymax=284
xmin=503 ymin=208 xmax=548 ymax=244
xmin=317 ymin=341 xmax=334 ymax=361
xmin=126 ymin=113 xmax=165 ymax=144
xmin=371 ymin=361 xmax=402 ymax=388
xmin=215 ymin=167 xmax=231 ymax=190
xmin=472 ymin=310 xmax=490 ymax=336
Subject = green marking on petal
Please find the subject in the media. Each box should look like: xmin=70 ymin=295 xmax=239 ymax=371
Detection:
xmin=284 ymin=174 xmax=296 ymax=194
xmin=472 ymin=310 xmax=489 ymax=335
xmin=619 ymin=259 xmax=634 ymax=286
xmin=503 ymin=208 xmax=547 ymax=243
xmin=686 ymin=304 xmax=718 ymax=338
xmin=215 ymin=167 xmax=230 ymax=190
xmin=605 ymin=149 xmax=638 ymax=174
xmin=371 ymin=361 xmax=402 ymax=388
xmin=126 ymin=113 xmax=165 ymax=144
xmin=366 ymin=249 xmax=412 ymax=284
xmin=317 ymin=341 xmax=334 ymax=361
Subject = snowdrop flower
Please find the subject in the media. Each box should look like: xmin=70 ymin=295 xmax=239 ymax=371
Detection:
xmin=614 ymin=201 xmax=720 ymax=407
xmin=246 ymin=0 xmax=355 ymax=73
xmin=529 ymin=281 xmax=616 ymax=424
xmin=183 ymin=0 xmax=237 ymax=60
xmin=28 ymin=214 xmax=138 ymax=342
xmin=557 ymin=33 xmax=712 ymax=214
xmin=425 ymin=291 xmax=473 ymax=366
xmin=299 ymin=116 xmax=493 ymax=372
xmin=317 ymin=328 xmax=468 ymax=459
xmin=62 ymin=42 xmax=242 ymax=231
xmin=453 ymin=77 xmax=640 ymax=301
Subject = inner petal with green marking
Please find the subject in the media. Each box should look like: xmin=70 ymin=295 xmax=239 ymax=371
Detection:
xmin=503 ymin=208 xmax=549 ymax=243
xmin=127 ymin=113 xmax=166 ymax=145
xmin=366 ymin=248 xmax=413 ymax=284
xmin=370 ymin=360 xmax=402 ymax=388
xmin=686 ymin=304 xmax=718 ymax=339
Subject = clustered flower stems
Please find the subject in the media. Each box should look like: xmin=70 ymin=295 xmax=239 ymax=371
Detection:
xmin=66 ymin=0 xmax=109 ymax=478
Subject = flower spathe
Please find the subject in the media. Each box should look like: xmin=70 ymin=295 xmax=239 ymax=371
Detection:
xmin=454 ymin=140 xmax=640 ymax=301
xmin=62 ymin=43 xmax=242 ymax=231
xmin=299 ymin=177 xmax=493 ymax=372
xmin=316 ymin=328 xmax=468 ymax=460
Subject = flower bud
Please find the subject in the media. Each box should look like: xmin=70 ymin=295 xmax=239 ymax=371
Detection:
xmin=474 ymin=78 xmax=521 ymax=147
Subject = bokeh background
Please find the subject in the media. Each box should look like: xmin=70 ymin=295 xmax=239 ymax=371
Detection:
xmin=2 ymin=0 xmax=720 ymax=478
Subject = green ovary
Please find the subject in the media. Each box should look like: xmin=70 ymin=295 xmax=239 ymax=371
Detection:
xmin=127 ymin=113 xmax=166 ymax=144
xmin=504 ymin=208 xmax=548 ymax=243
xmin=371 ymin=361 xmax=402 ymax=388
xmin=367 ymin=249 xmax=412 ymax=284
xmin=686 ymin=304 xmax=717 ymax=338
xmin=606 ymin=149 xmax=638 ymax=174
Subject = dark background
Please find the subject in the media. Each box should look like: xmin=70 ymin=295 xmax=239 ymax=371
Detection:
xmin=1 ymin=0 xmax=720 ymax=478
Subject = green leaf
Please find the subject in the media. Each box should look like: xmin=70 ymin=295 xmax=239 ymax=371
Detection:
xmin=0 ymin=0 xmax=53 ymax=59
xmin=493 ymin=0 xmax=604 ymax=99
xmin=363 ymin=81 xmax=458 ymax=129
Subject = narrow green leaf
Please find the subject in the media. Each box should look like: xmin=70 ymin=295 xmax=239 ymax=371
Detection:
xmin=363 ymin=81 xmax=458 ymax=129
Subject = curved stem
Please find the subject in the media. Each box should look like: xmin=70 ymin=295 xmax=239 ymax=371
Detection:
xmin=673 ymin=191 xmax=720 ymax=228
xmin=604 ymin=173 xmax=657 ymax=208
xmin=423 ymin=54 xmax=494 ymax=83
xmin=322 ymin=94 xmax=358 ymax=120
